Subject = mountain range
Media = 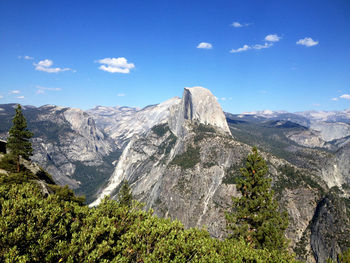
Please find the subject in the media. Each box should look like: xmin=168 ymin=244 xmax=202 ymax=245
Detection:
xmin=0 ymin=87 xmax=349 ymax=262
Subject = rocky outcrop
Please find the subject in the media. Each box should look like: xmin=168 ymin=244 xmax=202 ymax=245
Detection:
xmin=310 ymin=197 xmax=350 ymax=262
xmin=169 ymin=87 xmax=231 ymax=137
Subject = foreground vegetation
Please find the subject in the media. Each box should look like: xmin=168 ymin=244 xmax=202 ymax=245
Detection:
xmin=0 ymin=179 xmax=298 ymax=262
xmin=1 ymin=145 xmax=297 ymax=262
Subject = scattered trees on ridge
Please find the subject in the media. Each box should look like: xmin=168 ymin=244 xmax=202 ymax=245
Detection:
xmin=6 ymin=104 xmax=33 ymax=172
xmin=226 ymin=146 xmax=289 ymax=251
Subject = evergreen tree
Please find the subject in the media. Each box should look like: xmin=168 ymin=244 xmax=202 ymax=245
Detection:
xmin=118 ymin=179 xmax=133 ymax=207
xmin=7 ymin=104 xmax=33 ymax=172
xmin=226 ymin=147 xmax=289 ymax=250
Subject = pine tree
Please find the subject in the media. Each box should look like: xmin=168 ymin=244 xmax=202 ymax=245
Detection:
xmin=7 ymin=104 xmax=33 ymax=172
xmin=226 ymin=147 xmax=289 ymax=250
xmin=118 ymin=179 xmax=133 ymax=207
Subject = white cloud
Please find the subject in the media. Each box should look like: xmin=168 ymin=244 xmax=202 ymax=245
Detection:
xmin=331 ymin=98 xmax=339 ymax=101
xmin=97 ymin=57 xmax=135 ymax=74
xmin=216 ymin=97 xmax=232 ymax=101
xmin=34 ymin=59 xmax=72 ymax=73
xmin=340 ymin=94 xmax=350 ymax=100
xmin=18 ymin=55 xmax=34 ymax=60
xmin=230 ymin=44 xmax=251 ymax=53
xmin=36 ymin=85 xmax=62 ymax=94
xmin=0 ymin=95 xmax=3 ymax=99
xmin=197 ymin=42 xmax=213 ymax=49
xmin=265 ymin=34 xmax=281 ymax=42
xmin=253 ymin=43 xmax=273 ymax=50
xmin=10 ymin=90 xmax=20 ymax=94
xmin=17 ymin=96 xmax=24 ymax=99
xmin=117 ymin=93 xmax=125 ymax=97
xmin=36 ymin=89 xmax=45 ymax=94
xmin=230 ymin=42 xmax=273 ymax=53
xmin=232 ymin=21 xmax=250 ymax=28
xmin=296 ymin=37 xmax=319 ymax=47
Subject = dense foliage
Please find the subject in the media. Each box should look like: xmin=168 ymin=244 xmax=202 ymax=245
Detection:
xmin=226 ymin=147 xmax=289 ymax=251
xmin=170 ymin=145 xmax=200 ymax=169
xmin=0 ymin=180 xmax=298 ymax=263
xmin=6 ymin=104 xmax=33 ymax=172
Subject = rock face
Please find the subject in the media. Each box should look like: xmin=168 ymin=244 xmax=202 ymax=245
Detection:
xmin=310 ymin=197 xmax=350 ymax=263
xmin=169 ymin=87 xmax=231 ymax=137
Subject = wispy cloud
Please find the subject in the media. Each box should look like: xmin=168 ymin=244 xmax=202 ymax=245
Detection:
xmin=97 ymin=57 xmax=135 ymax=74
xmin=10 ymin=90 xmax=20 ymax=94
xmin=17 ymin=96 xmax=25 ymax=99
xmin=197 ymin=42 xmax=213 ymax=49
xmin=117 ymin=93 xmax=125 ymax=97
xmin=253 ymin=43 xmax=273 ymax=50
xmin=232 ymin=21 xmax=250 ymax=28
xmin=331 ymin=94 xmax=350 ymax=101
xmin=265 ymin=34 xmax=281 ymax=42
xmin=230 ymin=44 xmax=251 ymax=53
xmin=216 ymin=97 xmax=232 ymax=101
xmin=230 ymin=43 xmax=273 ymax=53
xmin=296 ymin=37 xmax=319 ymax=47
xmin=340 ymin=94 xmax=350 ymax=100
xmin=36 ymin=85 xmax=62 ymax=94
xmin=0 ymin=95 xmax=3 ymax=99
xmin=34 ymin=59 xmax=73 ymax=73
xmin=18 ymin=55 xmax=34 ymax=60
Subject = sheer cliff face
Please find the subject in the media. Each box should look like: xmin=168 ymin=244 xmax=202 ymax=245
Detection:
xmin=169 ymin=87 xmax=230 ymax=137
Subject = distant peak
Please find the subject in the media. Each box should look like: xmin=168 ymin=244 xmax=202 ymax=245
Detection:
xmin=169 ymin=87 xmax=231 ymax=135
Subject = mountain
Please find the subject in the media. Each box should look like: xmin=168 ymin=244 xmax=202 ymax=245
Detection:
xmin=1 ymin=91 xmax=349 ymax=262
xmin=87 ymin=97 xmax=181 ymax=149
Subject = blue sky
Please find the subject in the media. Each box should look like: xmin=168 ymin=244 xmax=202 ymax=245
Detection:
xmin=0 ymin=0 xmax=349 ymax=113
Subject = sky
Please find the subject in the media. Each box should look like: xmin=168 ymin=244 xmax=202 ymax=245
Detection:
xmin=0 ymin=0 xmax=349 ymax=113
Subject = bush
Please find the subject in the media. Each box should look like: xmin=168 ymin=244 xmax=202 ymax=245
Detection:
xmin=170 ymin=146 xmax=200 ymax=169
xmin=0 ymin=182 xmax=298 ymax=263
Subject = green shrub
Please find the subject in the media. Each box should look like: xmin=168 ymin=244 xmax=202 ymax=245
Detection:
xmin=170 ymin=146 xmax=200 ymax=169
xmin=0 ymin=182 xmax=298 ymax=263
xmin=151 ymin=124 xmax=170 ymax=137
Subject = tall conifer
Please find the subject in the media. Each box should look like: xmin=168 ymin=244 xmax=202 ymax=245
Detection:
xmin=118 ymin=179 xmax=133 ymax=207
xmin=226 ymin=147 xmax=289 ymax=250
xmin=7 ymin=104 xmax=33 ymax=172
